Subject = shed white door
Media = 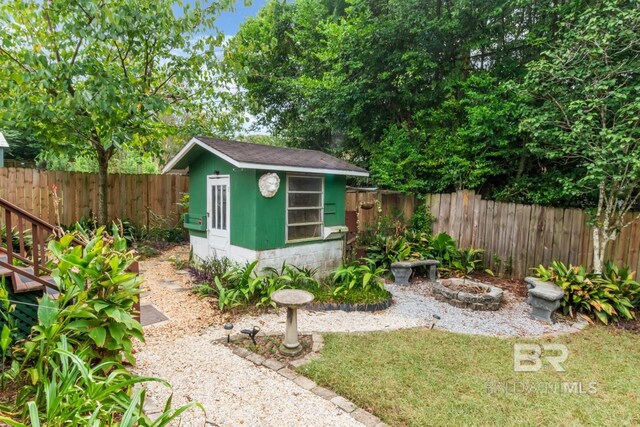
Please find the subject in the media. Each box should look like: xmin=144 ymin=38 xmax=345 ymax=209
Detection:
xmin=207 ymin=176 xmax=230 ymax=258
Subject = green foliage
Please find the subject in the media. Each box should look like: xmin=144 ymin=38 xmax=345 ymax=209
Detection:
xmin=190 ymin=257 xmax=391 ymax=309
xmin=364 ymin=229 xmax=483 ymax=278
xmin=226 ymin=0 xmax=593 ymax=200
xmin=1 ymin=229 xmax=199 ymax=425
xmin=408 ymin=204 xmax=434 ymax=236
xmin=0 ymin=0 xmax=235 ymax=223
xmin=449 ymin=248 xmax=485 ymax=277
xmin=332 ymin=259 xmax=387 ymax=297
xmin=39 ymin=150 xmax=161 ymax=174
xmin=192 ymin=260 xmax=284 ymax=311
xmin=1 ymin=337 xmax=200 ymax=426
xmin=366 ymin=234 xmax=413 ymax=271
xmin=0 ymin=281 xmax=19 ymax=388
xmin=521 ymin=0 xmax=640 ymax=271
xmin=1 ymin=226 xmax=33 ymax=255
xmin=534 ymin=261 xmax=640 ymax=324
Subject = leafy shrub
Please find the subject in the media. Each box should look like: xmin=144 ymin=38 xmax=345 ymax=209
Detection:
xmin=365 ymin=230 xmax=484 ymax=278
xmin=448 ymin=248 xmax=485 ymax=277
xmin=534 ymin=261 xmax=640 ymax=324
xmin=0 ymin=281 xmax=19 ymax=388
xmin=1 ymin=336 xmax=199 ymax=427
xmin=426 ymin=232 xmax=458 ymax=266
xmin=332 ymin=259 xmax=387 ymax=296
xmin=45 ymin=226 xmax=144 ymax=364
xmin=1 ymin=227 xmax=199 ymax=425
xmin=190 ymin=256 xmax=234 ymax=286
xmin=408 ymin=204 xmax=434 ymax=235
xmin=196 ymin=261 xmax=284 ymax=310
xmin=366 ymin=234 xmax=413 ymax=270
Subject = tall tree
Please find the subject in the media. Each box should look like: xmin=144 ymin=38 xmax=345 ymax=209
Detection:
xmin=521 ymin=0 xmax=640 ymax=273
xmin=227 ymin=0 xmax=593 ymax=198
xmin=0 ymin=0 xmax=232 ymax=224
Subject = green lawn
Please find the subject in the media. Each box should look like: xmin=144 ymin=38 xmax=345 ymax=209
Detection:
xmin=298 ymin=327 xmax=639 ymax=426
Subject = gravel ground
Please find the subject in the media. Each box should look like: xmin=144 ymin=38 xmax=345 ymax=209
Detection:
xmin=236 ymin=282 xmax=584 ymax=338
xmin=137 ymin=335 xmax=363 ymax=427
xmin=134 ymin=247 xmax=585 ymax=426
xmin=135 ymin=246 xmax=227 ymax=346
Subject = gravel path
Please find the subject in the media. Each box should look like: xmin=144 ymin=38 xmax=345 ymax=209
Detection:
xmin=137 ymin=334 xmax=363 ymax=427
xmin=134 ymin=247 xmax=585 ymax=426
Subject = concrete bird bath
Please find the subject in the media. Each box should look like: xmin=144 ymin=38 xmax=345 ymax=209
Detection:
xmin=271 ymin=289 xmax=314 ymax=356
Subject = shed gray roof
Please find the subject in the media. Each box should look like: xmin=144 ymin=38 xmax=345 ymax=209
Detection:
xmin=162 ymin=136 xmax=368 ymax=177
xmin=0 ymin=133 xmax=8 ymax=148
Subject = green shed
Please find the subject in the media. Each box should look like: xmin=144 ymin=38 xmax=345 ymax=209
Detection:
xmin=163 ymin=136 xmax=368 ymax=276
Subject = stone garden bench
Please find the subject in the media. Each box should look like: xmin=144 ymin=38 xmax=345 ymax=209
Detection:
xmin=391 ymin=259 xmax=440 ymax=285
xmin=524 ymin=277 xmax=565 ymax=323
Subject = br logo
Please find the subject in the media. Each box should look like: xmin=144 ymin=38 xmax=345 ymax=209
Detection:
xmin=513 ymin=344 xmax=569 ymax=372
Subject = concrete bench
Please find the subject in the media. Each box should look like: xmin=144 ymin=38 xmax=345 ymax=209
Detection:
xmin=524 ymin=277 xmax=565 ymax=323
xmin=391 ymin=259 xmax=440 ymax=285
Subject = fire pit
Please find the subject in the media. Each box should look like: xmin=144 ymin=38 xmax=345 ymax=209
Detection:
xmin=432 ymin=278 xmax=503 ymax=311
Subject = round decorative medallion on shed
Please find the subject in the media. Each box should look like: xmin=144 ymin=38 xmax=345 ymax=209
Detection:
xmin=258 ymin=172 xmax=280 ymax=198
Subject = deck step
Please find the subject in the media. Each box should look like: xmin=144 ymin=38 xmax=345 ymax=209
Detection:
xmin=11 ymin=266 xmax=49 ymax=294
xmin=0 ymin=254 xmax=12 ymax=277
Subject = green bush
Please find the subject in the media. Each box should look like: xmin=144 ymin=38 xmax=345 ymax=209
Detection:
xmin=366 ymin=234 xmax=413 ymax=270
xmin=191 ymin=259 xmax=393 ymax=309
xmin=332 ymin=259 xmax=387 ymax=297
xmin=365 ymin=230 xmax=484 ymax=278
xmin=534 ymin=261 xmax=640 ymax=324
xmin=1 ymin=336 xmax=199 ymax=427
xmin=198 ymin=261 xmax=288 ymax=310
xmin=1 ymin=227 xmax=199 ymax=425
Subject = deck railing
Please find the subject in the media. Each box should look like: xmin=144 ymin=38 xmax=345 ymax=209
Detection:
xmin=0 ymin=197 xmax=140 ymax=319
xmin=0 ymin=197 xmax=61 ymax=292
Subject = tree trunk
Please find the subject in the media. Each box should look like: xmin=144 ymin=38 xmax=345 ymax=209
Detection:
xmin=97 ymin=148 xmax=110 ymax=226
xmin=592 ymin=226 xmax=604 ymax=275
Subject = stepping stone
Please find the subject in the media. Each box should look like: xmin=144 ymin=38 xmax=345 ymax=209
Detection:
xmin=140 ymin=304 xmax=169 ymax=326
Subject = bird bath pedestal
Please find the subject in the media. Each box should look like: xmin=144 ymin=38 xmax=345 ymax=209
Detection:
xmin=271 ymin=289 xmax=314 ymax=356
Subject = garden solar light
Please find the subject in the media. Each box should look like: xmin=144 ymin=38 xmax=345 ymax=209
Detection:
xmin=241 ymin=326 xmax=260 ymax=345
xmin=223 ymin=322 xmax=233 ymax=343
xmin=431 ymin=314 xmax=441 ymax=330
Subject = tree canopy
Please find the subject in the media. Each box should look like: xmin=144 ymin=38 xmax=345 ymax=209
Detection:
xmin=226 ymin=0 xmax=601 ymax=205
xmin=0 ymin=0 xmax=233 ymax=223
xmin=521 ymin=0 xmax=640 ymax=272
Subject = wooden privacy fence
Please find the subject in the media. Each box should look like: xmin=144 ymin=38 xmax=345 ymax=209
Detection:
xmin=346 ymin=189 xmax=640 ymax=278
xmin=0 ymin=168 xmax=189 ymax=227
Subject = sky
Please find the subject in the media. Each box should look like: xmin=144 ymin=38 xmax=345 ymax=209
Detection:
xmin=215 ymin=0 xmax=268 ymax=36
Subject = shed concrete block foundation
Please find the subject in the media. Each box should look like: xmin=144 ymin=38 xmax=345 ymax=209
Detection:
xmin=191 ymin=237 xmax=344 ymax=278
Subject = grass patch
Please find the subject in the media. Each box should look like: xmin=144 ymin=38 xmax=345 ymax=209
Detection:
xmin=300 ymin=281 xmax=391 ymax=305
xmin=299 ymin=327 xmax=640 ymax=426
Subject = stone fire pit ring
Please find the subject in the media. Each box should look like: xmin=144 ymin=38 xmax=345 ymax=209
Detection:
xmin=432 ymin=278 xmax=503 ymax=311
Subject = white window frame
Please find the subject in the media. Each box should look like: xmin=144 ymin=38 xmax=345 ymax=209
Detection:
xmin=285 ymin=174 xmax=324 ymax=243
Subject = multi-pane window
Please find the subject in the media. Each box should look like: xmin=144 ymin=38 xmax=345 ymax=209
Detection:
xmin=286 ymin=175 xmax=323 ymax=241
xmin=210 ymin=183 xmax=227 ymax=231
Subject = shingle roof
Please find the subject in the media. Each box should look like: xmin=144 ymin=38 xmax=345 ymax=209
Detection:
xmin=163 ymin=136 xmax=368 ymax=176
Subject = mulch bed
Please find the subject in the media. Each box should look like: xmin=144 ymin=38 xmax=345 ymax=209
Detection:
xmin=616 ymin=319 xmax=640 ymax=334
xmin=230 ymin=334 xmax=313 ymax=363
xmin=411 ymin=272 xmax=529 ymax=298
xmin=468 ymin=272 xmax=528 ymax=297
